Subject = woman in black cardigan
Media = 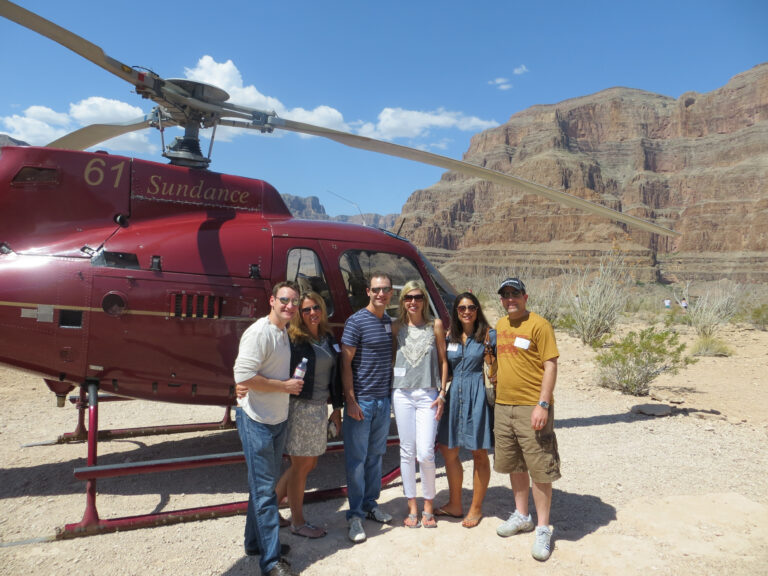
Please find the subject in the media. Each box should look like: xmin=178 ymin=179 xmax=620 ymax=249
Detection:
xmin=275 ymin=291 xmax=343 ymax=538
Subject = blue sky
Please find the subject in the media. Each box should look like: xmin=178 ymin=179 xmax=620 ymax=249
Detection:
xmin=1 ymin=0 xmax=766 ymax=216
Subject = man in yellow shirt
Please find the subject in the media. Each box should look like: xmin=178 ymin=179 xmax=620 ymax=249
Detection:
xmin=493 ymin=278 xmax=560 ymax=562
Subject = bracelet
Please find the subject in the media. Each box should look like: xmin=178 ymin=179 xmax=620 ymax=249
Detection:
xmin=437 ymin=394 xmax=446 ymax=403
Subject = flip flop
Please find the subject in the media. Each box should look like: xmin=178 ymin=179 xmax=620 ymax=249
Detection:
xmin=434 ymin=507 xmax=462 ymax=518
xmin=404 ymin=513 xmax=421 ymax=528
xmin=421 ymin=512 xmax=437 ymax=528
xmin=461 ymin=515 xmax=483 ymax=528
xmin=279 ymin=515 xmax=290 ymax=528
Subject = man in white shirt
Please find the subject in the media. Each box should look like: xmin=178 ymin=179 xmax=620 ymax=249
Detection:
xmin=234 ymin=281 xmax=303 ymax=576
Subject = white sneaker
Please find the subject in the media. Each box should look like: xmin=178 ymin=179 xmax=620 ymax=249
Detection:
xmin=531 ymin=525 xmax=553 ymax=561
xmin=496 ymin=510 xmax=534 ymax=537
xmin=348 ymin=516 xmax=366 ymax=543
xmin=365 ymin=506 xmax=392 ymax=524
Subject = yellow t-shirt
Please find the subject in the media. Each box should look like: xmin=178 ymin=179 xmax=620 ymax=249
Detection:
xmin=495 ymin=312 xmax=559 ymax=406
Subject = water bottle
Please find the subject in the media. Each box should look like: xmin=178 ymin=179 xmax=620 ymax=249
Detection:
xmin=293 ymin=357 xmax=308 ymax=379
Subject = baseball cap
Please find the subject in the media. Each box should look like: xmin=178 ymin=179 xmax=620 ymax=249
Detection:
xmin=497 ymin=277 xmax=526 ymax=294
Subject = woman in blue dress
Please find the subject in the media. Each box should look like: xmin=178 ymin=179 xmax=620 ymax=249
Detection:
xmin=435 ymin=292 xmax=494 ymax=528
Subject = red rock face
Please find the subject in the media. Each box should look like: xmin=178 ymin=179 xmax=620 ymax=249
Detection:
xmin=397 ymin=64 xmax=768 ymax=283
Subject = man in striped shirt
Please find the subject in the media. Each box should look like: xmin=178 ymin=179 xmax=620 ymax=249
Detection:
xmin=341 ymin=272 xmax=395 ymax=543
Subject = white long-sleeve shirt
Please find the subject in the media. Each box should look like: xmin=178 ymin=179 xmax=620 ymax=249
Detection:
xmin=233 ymin=316 xmax=291 ymax=424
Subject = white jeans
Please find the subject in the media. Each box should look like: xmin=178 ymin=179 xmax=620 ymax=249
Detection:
xmin=392 ymin=387 xmax=439 ymax=500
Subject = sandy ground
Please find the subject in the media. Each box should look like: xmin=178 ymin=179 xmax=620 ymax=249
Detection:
xmin=1 ymin=323 xmax=767 ymax=575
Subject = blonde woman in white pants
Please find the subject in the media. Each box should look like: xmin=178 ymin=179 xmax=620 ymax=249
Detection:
xmin=392 ymin=280 xmax=449 ymax=528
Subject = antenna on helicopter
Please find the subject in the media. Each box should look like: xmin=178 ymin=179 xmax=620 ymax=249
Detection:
xmin=327 ymin=190 xmax=367 ymax=227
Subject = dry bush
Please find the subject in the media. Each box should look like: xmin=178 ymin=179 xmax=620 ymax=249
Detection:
xmin=675 ymin=280 xmax=742 ymax=338
xmin=562 ymin=251 xmax=631 ymax=346
xmin=690 ymin=335 xmax=733 ymax=357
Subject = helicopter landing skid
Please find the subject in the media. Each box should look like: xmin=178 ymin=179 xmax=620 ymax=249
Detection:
xmin=56 ymin=381 xmax=401 ymax=539
xmin=53 ymin=387 xmax=236 ymax=445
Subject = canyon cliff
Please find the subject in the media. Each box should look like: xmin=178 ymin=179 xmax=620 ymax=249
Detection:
xmin=395 ymin=63 xmax=768 ymax=283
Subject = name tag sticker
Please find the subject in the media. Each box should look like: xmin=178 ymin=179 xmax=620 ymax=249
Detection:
xmin=385 ymin=324 xmax=392 ymax=333
xmin=394 ymin=367 xmax=406 ymax=377
xmin=447 ymin=343 xmax=459 ymax=352
xmin=514 ymin=337 xmax=531 ymax=350
xmin=333 ymin=343 xmax=341 ymax=353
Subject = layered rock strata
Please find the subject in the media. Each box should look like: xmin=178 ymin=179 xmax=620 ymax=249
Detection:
xmin=396 ymin=63 xmax=768 ymax=283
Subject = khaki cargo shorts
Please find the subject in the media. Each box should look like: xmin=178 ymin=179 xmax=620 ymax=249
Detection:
xmin=493 ymin=404 xmax=561 ymax=483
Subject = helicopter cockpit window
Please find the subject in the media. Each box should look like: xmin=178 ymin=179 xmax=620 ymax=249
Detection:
xmin=286 ymin=248 xmax=333 ymax=316
xmin=339 ymin=250 xmax=424 ymax=317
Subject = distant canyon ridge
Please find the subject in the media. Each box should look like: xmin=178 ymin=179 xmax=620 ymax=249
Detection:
xmin=3 ymin=64 xmax=766 ymax=284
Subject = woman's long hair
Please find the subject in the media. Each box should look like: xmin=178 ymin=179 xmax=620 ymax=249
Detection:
xmin=449 ymin=292 xmax=489 ymax=343
xmin=288 ymin=291 xmax=331 ymax=343
xmin=396 ymin=279 xmax=433 ymax=326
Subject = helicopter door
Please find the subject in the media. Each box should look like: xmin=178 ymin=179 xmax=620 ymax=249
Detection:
xmin=272 ymin=239 xmax=347 ymax=326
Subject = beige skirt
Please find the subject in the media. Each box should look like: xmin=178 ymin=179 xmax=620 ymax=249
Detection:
xmin=284 ymin=397 xmax=328 ymax=457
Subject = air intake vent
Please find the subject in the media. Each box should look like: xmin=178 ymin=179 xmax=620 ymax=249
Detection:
xmin=169 ymin=293 xmax=221 ymax=319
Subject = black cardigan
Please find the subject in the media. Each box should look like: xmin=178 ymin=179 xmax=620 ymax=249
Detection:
xmin=289 ymin=333 xmax=344 ymax=409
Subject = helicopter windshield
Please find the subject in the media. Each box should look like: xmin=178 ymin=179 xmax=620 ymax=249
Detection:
xmin=340 ymin=250 xmax=426 ymax=318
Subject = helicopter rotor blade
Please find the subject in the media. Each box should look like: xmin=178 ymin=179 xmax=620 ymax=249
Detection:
xmin=1 ymin=0 xmax=676 ymax=237
xmin=0 ymin=1 xmax=167 ymax=96
xmin=46 ymin=113 xmax=170 ymax=151
xmin=230 ymin=117 xmax=677 ymax=237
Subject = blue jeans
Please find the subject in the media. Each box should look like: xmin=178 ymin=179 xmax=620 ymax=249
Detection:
xmin=236 ymin=407 xmax=287 ymax=574
xmin=343 ymin=396 xmax=391 ymax=520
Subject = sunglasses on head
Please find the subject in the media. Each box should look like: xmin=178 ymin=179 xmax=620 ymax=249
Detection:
xmin=277 ymin=297 xmax=300 ymax=306
xmin=301 ymin=304 xmax=322 ymax=314
xmin=501 ymin=290 xmax=523 ymax=298
xmin=370 ymin=286 xmax=392 ymax=294
xmin=403 ymin=293 xmax=424 ymax=302
xmin=457 ymin=304 xmax=478 ymax=312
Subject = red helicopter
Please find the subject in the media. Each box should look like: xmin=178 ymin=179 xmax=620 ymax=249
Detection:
xmin=0 ymin=0 xmax=675 ymax=538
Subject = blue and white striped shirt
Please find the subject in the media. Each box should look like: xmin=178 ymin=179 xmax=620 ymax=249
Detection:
xmin=341 ymin=308 xmax=393 ymax=399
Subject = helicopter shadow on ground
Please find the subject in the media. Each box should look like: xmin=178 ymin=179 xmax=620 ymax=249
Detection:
xmin=0 ymin=419 xmax=403 ymax=519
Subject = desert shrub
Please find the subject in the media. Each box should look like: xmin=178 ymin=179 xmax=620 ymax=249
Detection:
xmin=676 ymin=280 xmax=742 ymax=338
xmin=748 ymin=304 xmax=768 ymax=331
xmin=690 ymin=336 xmax=733 ymax=357
xmin=564 ymin=252 xmax=631 ymax=347
xmin=595 ymin=327 xmax=694 ymax=396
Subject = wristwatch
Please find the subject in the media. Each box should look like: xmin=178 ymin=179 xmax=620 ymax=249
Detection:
xmin=537 ymin=400 xmax=550 ymax=410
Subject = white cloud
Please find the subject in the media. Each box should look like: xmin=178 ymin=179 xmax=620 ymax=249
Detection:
xmin=1 ymin=54 xmax=499 ymax=155
xmin=357 ymin=107 xmax=498 ymax=142
xmin=513 ymin=64 xmax=529 ymax=75
xmin=1 ymin=106 xmax=70 ymax=145
xmin=488 ymin=77 xmax=512 ymax=91
xmin=69 ymin=97 xmax=145 ymax=124
xmin=184 ymin=56 xmax=350 ymax=133
xmin=0 ymin=99 xmax=156 ymax=153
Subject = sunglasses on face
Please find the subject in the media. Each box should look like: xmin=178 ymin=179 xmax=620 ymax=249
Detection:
xmin=403 ymin=294 xmax=424 ymax=302
xmin=501 ymin=290 xmax=523 ymax=299
xmin=457 ymin=304 xmax=478 ymax=313
xmin=301 ymin=304 xmax=322 ymax=314
xmin=277 ymin=297 xmax=300 ymax=306
xmin=370 ymin=286 xmax=392 ymax=294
